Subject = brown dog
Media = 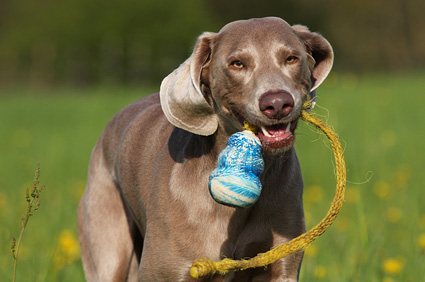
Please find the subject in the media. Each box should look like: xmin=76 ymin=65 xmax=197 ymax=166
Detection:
xmin=78 ymin=17 xmax=333 ymax=281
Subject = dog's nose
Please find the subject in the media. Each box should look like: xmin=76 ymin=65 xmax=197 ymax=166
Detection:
xmin=259 ymin=91 xmax=294 ymax=119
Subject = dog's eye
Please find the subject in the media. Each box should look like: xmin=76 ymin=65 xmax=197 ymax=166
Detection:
xmin=286 ymin=56 xmax=299 ymax=64
xmin=230 ymin=61 xmax=244 ymax=69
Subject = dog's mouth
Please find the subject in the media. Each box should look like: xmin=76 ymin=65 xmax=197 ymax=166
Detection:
xmin=235 ymin=114 xmax=299 ymax=153
xmin=256 ymin=122 xmax=297 ymax=151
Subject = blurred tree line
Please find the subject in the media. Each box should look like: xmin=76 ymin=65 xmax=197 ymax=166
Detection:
xmin=0 ymin=0 xmax=424 ymax=88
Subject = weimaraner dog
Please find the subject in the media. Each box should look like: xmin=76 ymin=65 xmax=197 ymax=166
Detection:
xmin=78 ymin=17 xmax=333 ymax=281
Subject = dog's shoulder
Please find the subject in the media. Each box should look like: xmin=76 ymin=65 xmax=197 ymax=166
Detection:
xmin=99 ymin=92 xmax=172 ymax=162
xmin=105 ymin=92 xmax=165 ymax=135
xmin=117 ymin=92 xmax=162 ymax=123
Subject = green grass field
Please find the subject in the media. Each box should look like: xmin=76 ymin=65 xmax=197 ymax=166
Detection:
xmin=1 ymin=72 xmax=424 ymax=281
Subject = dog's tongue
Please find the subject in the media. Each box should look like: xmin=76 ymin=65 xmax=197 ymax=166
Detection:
xmin=266 ymin=124 xmax=290 ymax=137
xmin=264 ymin=123 xmax=291 ymax=138
xmin=254 ymin=122 xmax=295 ymax=150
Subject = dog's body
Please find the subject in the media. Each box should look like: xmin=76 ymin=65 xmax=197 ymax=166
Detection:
xmin=78 ymin=17 xmax=333 ymax=281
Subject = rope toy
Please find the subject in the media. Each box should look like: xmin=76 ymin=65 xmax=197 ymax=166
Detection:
xmin=209 ymin=129 xmax=264 ymax=208
xmin=193 ymin=104 xmax=346 ymax=279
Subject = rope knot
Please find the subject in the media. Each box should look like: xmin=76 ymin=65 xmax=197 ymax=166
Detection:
xmin=190 ymin=257 xmax=217 ymax=279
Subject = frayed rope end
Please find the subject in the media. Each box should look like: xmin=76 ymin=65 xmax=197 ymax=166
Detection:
xmin=190 ymin=258 xmax=218 ymax=279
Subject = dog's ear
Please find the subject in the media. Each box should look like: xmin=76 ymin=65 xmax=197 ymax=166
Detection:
xmin=160 ymin=32 xmax=218 ymax=136
xmin=293 ymin=25 xmax=334 ymax=91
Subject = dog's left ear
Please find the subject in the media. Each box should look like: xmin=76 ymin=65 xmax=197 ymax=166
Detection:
xmin=293 ymin=25 xmax=334 ymax=91
xmin=160 ymin=32 xmax=219 ymax=136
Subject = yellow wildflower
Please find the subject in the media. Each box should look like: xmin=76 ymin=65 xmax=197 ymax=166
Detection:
xmin=382 ymin=257 xmax=405 ymax=275
xmin=386 ymin=207 xmax=403 ymax=223
xmin=335 ymin=216 xmax=349 ymax=232
xmin=304 ymin=210 xmax=312 ymax=224
xmin=53 ymin=230 xmax=80 ymax=269
xmin=72 ymin=180 xmax=86 ymax=203
xmin=304 ymin=245 xmax=317 ymax=258
xmin=304 ymin=185 xmax=323 ymax=203
xmin=0 ymin=192 xmax=6 ymax=209
xmin=419 ymin=214 xmax=425 ymax=229
xmin=314 ymin=265 xmax=327 ymax=279
xmin=345 ymin=187 xmax=360 ymax=204
xmin=59 ymin=230 xmax=79 ymax=257
xmin=393 ymin=167 xmax=410 ymax=189
xmin=373 ymin=181 xmax=391 ymax=199
xmin=382 ymin=277 xmax=395 ymax=282
xmin=418 ymin=234 xmax=425 ymax=250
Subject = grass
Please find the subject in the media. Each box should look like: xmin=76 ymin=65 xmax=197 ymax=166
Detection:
xmin=1 ymin=72 xmax=424 ymax=281
xmin=11 ymin=163 xmax=45 ymax=282
xmin=0 ymin=87 xmax=153 ymax=281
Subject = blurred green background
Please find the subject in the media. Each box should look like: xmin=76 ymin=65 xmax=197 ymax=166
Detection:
xmin=1 ymin=0 xmax=424 ymax=281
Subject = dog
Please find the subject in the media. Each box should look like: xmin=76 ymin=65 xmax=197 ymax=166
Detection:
xmin=78 ymin=17 xmax=333 ymax=281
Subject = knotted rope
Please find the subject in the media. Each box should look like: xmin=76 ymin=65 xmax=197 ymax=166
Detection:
xmin=190 ymin=110 xmax=346 ymax=279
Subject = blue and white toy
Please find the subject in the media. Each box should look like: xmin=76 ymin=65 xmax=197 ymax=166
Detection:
xmin=209 ymin=130 xmax=264 ymax=208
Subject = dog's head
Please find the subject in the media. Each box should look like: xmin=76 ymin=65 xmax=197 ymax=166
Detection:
xmin=160 ymin=17 xmax=333 ymax=154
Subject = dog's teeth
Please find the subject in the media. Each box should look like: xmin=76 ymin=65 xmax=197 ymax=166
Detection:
xmin=285 ymin=123 xmax=291 ymax=133
xmin=261 ymin=126 xmax=272 ymax=137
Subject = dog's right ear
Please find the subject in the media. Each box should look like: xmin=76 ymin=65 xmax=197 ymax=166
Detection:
xmin=160 ymin=32 xmax=219 ymax=136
